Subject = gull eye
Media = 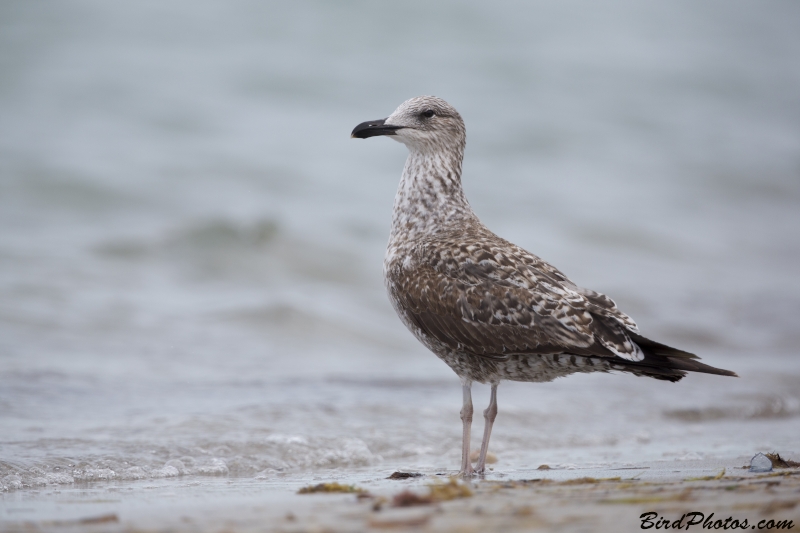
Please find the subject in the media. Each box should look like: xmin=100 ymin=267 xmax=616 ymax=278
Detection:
xmin=420 ymin=110 xmax=435 ymax=119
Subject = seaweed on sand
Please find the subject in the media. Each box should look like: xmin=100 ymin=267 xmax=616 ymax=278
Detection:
xmin=765 ymin=453 xmax=800 ymax=468
xmin=392 ymin=477 xmax=473 ymax=507
xmin=297 ymin=482 xmax=366 ymax=494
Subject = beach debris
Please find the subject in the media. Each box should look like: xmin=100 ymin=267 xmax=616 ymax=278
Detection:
xmin=469 ymin=450 xmax=498 ymax=464
xmin=750 ymin=453 xmax=773 ymax=473
xmin=392 ymin=477 xmax=473 ymax=507
xmin=388 ymin=471 xmax=423 ymax=479
xmin=297 ymin=482 xmax=366 ymax=494
xmin=79 ymin=514 xmax=119 ymax=524
xmin=765 ymin=452 xmax=800 ymax=468
xmin=427 ymin=477 xmax=474 ymax=501
xmin=392 ymin=490 xmax=433 ymax=507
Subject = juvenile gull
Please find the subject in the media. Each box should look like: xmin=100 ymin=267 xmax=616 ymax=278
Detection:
xmin=351 ymin=96 xmax=737 ymax=476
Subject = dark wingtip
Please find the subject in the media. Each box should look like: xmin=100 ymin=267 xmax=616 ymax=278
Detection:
xmin=616 ymin=332 xmax=738 ymax=380
xmin=628 ymin=332 xmax=737 ymax=378
xmin=665 ymin=357 xmax=738 ymax=378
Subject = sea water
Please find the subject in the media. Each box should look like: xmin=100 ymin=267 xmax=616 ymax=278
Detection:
xmin=1 ymin=0 xmax=799 ymax=521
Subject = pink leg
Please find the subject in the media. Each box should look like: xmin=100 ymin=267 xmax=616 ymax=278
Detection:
xmin=475 ymin=383 xmax=498 ymax=474
xmin=459 ymin=381 xmax=474 ymax=476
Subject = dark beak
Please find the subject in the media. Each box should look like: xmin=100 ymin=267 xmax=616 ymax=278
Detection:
xmin=351 ymin=118 xmax=404 ymax=139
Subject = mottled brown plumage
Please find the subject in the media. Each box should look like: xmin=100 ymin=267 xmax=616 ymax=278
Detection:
xmin=352 ymin=96 xmax=736 ymax=476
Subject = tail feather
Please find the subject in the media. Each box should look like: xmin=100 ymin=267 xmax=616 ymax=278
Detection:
xmin=615 ymin=333 xmax=738 ymax=382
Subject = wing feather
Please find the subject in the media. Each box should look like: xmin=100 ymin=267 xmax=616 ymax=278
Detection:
xmin=388 ymin=229 xmax=643 ymax=361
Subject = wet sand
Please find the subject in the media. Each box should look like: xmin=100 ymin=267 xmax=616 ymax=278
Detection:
xmin=3 ymin=458 xmax=798 ymax=532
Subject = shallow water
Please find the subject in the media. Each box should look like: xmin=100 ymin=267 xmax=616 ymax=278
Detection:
xmin=1 ymin=0 xmax=799 ymax=518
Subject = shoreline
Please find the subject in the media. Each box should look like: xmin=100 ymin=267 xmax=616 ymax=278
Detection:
xmin=2 ymin=457 xmax=798 ymax=532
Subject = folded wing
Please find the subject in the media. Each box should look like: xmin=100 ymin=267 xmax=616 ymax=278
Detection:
xmin=390 ymin=230 xmax=639 ymax=359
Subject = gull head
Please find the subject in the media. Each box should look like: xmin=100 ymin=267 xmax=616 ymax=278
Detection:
xmin=351 ymin=96 xmax=465 ymax=152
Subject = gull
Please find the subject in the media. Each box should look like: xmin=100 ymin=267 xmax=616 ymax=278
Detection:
xmin=351 ymin=96 xmax=737 ymax=476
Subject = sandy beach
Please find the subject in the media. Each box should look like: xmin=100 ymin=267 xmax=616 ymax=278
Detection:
xmin=2 ymin=458 xmax=798 ymax=532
